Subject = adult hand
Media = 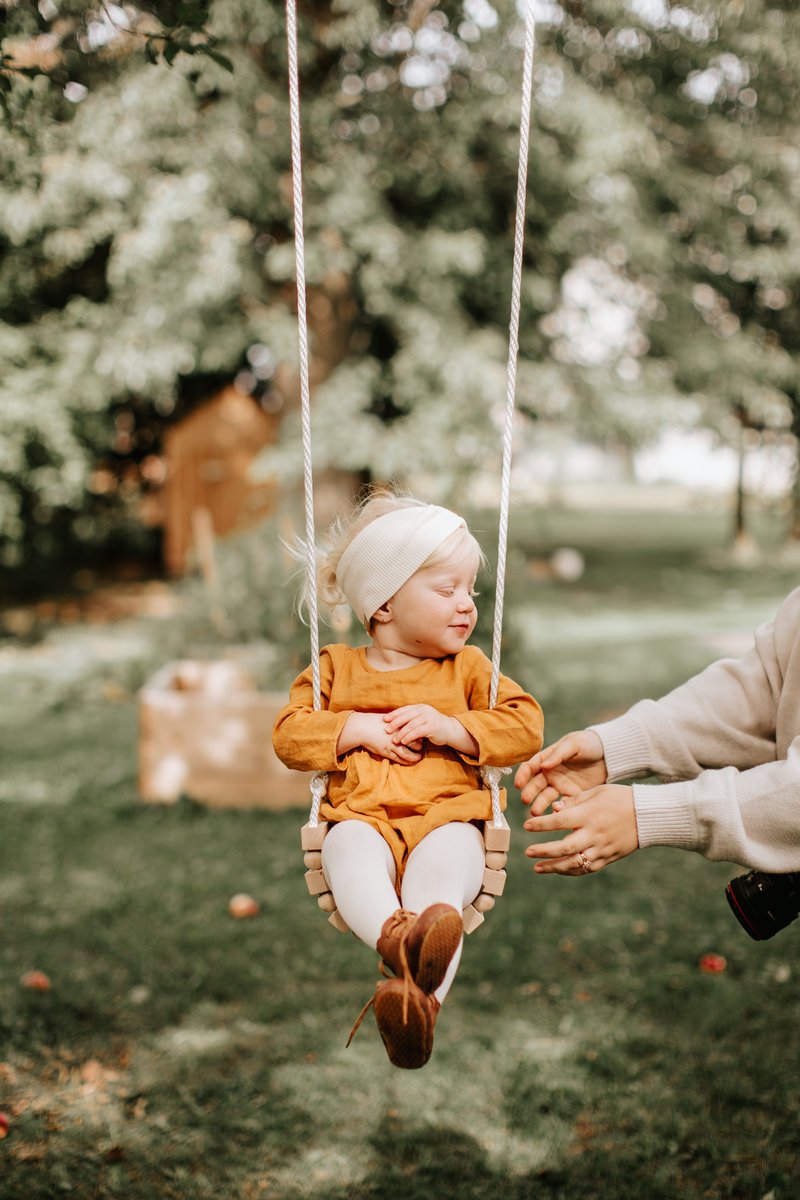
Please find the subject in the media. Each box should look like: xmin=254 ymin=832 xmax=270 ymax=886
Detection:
xmin=523 ymin=785 xmax=638 ymax=875
xmin=515 ymin=730 xmax=608 ymax=815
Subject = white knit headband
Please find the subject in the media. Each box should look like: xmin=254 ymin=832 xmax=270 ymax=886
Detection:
xmin=336 ymin=505 xmax=466 ymax=625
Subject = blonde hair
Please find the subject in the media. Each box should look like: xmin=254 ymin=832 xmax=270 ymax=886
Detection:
xmin=296 ymin=487 xmax=485 ymax=628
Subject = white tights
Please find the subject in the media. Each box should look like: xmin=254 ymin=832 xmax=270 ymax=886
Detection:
xmin=320 ymin=820 xmax=486 ymax=1002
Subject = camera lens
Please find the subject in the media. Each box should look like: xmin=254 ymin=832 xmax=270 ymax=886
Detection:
xmin=726 ymin=870 xmax=800 ymax=940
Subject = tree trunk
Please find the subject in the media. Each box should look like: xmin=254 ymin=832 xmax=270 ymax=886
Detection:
xmin=733 ymin=420 xmax=746 ymax=543
xmin=790 ymin=435 xmax=800 ymax=540
xmin=731 ymin=419 xmax=757 ymax=562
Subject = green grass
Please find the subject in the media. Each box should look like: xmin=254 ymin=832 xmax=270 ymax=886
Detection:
xmin=2 ymin=505 xmax=800 ymax=1199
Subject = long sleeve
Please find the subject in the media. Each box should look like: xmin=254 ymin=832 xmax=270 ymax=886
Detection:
xmin=271 ymin=649 xmax=352 ymax=773
xmin=456 ymin=647 xmax=544 ymax=766
xmin=627 ymin=747 xmax=800 ymax=871
xmin=591 ymin=588 xmax=800 ymax=871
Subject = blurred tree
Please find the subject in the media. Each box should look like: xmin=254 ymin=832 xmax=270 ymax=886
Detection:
xmin=0 ymin=0 xmax=227 ymax=99
xmin=1 ymin=0 xmax=799 ymax=586
xmin=1 ymin=0 xmax=562 ymax=582
xmin=532 ymin=0 xmax=799 ymax=538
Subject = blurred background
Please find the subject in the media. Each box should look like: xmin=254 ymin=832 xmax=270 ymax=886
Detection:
xmin=1 ymin=0 xmax=799 ymax=602
xmin=2 ymin=3 xmax=800 ymax=1198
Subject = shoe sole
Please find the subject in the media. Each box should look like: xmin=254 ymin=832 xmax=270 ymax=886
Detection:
xmin=373 ymin=983 xmax=433 ymax=1070
xmin=414 ymin=908 xmax=463 ymax=994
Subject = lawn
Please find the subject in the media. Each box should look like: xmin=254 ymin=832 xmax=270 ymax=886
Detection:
xmin=2 ymin=504 xmax=799 ymax=1199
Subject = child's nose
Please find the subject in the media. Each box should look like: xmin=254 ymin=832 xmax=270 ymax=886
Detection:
xmin=457 ymin=592 xmax=475 ymax=610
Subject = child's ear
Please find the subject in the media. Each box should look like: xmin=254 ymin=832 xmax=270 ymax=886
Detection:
xmin=372 ymin=602 xmax=392 ymax=623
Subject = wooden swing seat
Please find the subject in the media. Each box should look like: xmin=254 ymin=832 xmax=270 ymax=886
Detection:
xmin=301 ymin=816 xmax=511 ymax=936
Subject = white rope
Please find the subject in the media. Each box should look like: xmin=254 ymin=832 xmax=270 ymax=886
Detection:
xmin=286 ymin=0 xmax=326 ymax=825
xmin=486 ymin=0 xmax=536 ymax=825
xmin=286 ymin=0 xmax=536 ymax=829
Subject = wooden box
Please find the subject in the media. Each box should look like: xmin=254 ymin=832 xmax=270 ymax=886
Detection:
xmin=137 ymin=660 xmax=310 ymax=809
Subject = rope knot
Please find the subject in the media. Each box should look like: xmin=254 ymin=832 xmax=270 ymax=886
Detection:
xmin=308 ymin=771 xmax=329 ymax=826
xmin=480 ymin=764 xmax=510 ymax=827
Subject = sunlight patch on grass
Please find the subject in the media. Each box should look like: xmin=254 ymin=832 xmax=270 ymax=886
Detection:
xmin=147 ymin=1002 xmax=271 ymax=1061
xmin=157 ymin=1025 xmax=236 ymax=1056
xmin=266 ymin=1013 xmax=583 ymax=1195
xmin=0 ymin=872 xmax=27 ymax=900
xmin=0 ymin=776 xmax=80 ymax=805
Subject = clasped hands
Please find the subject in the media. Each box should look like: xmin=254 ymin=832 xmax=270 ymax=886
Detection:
xmin=514 ymin=730 xmax=639 ymax=876
xmin=338 ymin=704 xmax=478 ymax=764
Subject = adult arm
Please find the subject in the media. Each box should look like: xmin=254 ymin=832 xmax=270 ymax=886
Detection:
xmin=594 ymin=591 xmax=800 ymax=783
xmin=591 ymin=590 xmax=800 ymax=870
xmin=524 ymin=590 xmax=800 ymax=873
xmin=627 ymin=744 xmax=800 ymax=871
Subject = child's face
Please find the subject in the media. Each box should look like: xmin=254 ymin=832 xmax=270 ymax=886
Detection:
xmin=378 ymin=548 xmax=478 ymax=659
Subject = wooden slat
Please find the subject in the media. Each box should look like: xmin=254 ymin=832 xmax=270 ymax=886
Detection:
xmin=304 ymin=868 xmax=330 ymax=896
xmin=481 ymin=866 xmax=507 ymax=897
xmin=483 ymin=821 xmax=511 ymax=852
xmin=300 ymin=821 xmax=329 ymax=851
xmin=461 ymin=903 xmax=485 ymax=934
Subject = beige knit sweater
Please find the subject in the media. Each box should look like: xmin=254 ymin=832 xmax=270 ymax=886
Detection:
xmin=591 ymin=587 xmax=800 ymax=872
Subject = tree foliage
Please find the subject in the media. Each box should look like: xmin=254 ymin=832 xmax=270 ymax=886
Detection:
xmin=1 ymin=0 xmax=799 ymax=581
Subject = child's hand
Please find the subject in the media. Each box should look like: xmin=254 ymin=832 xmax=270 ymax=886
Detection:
xmin=522 ymin=785 xmax=638 ymax=874
xmin=384 ymin=705 xmax=479 ymax=757
xmin=385 ymin=704 xmax=453 ymax=746
xmin=515 ymin=730 xmax=608 ymax=815
xmin=338 ymin=712 xmax=423 ymax=764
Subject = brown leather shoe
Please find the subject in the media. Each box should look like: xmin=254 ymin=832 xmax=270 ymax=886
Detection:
xmin=372 ymin=977 xmax=440 ymax=1069
xmin=377 ymin=904 xmax=462 ymax=994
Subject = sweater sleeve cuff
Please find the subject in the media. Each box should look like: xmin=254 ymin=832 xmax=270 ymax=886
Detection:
xmin=589 ymin=716 xmax=651 ymax=781
xmin=331 ymin=710 xmax=356 ymax=768
xmin=632 ymin=782 xmax=697 ymax=850
xmin=452 ymin=714 xmax=482 ymax=763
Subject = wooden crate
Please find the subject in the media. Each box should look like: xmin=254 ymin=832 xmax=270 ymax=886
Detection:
xmin=138 ymin=660 xmax=311 ymax=809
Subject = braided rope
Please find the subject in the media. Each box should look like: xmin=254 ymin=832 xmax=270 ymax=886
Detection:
xmin=486 ymin=0 xmax=536 ymax=825
xmin=286 ymin=0 xmax=326 ymax=824
xmin=285 ymin=0 xmax=536 ymax=829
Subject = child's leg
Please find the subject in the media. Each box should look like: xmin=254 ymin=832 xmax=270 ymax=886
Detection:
xmin=400 ymin=822 xmax=485 ymax=1003
xmin=321 ymin=820 xmax=398 ymax=948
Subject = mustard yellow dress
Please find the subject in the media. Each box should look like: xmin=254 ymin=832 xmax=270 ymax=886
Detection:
xmin=272 ymin=643 xmax=544 ymax=879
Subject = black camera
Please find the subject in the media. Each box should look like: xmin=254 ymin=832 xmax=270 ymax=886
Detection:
xmin=725 ymin=869 xmax=800 ymax=940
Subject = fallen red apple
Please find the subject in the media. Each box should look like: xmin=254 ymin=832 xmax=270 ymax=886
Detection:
xmin=699 ymin=953 xmax=727 ymax=974
xmin=0 ymin=1112 xmax=9 ymax=1138
xmin=228 ymin=893 xmax=261 ymax=919
xmin=20 ymin=970 xmax=52 ymax=991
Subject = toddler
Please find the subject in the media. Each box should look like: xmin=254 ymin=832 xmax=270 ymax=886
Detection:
xmin=273 ymin=489 xmax=543 ymax=1068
